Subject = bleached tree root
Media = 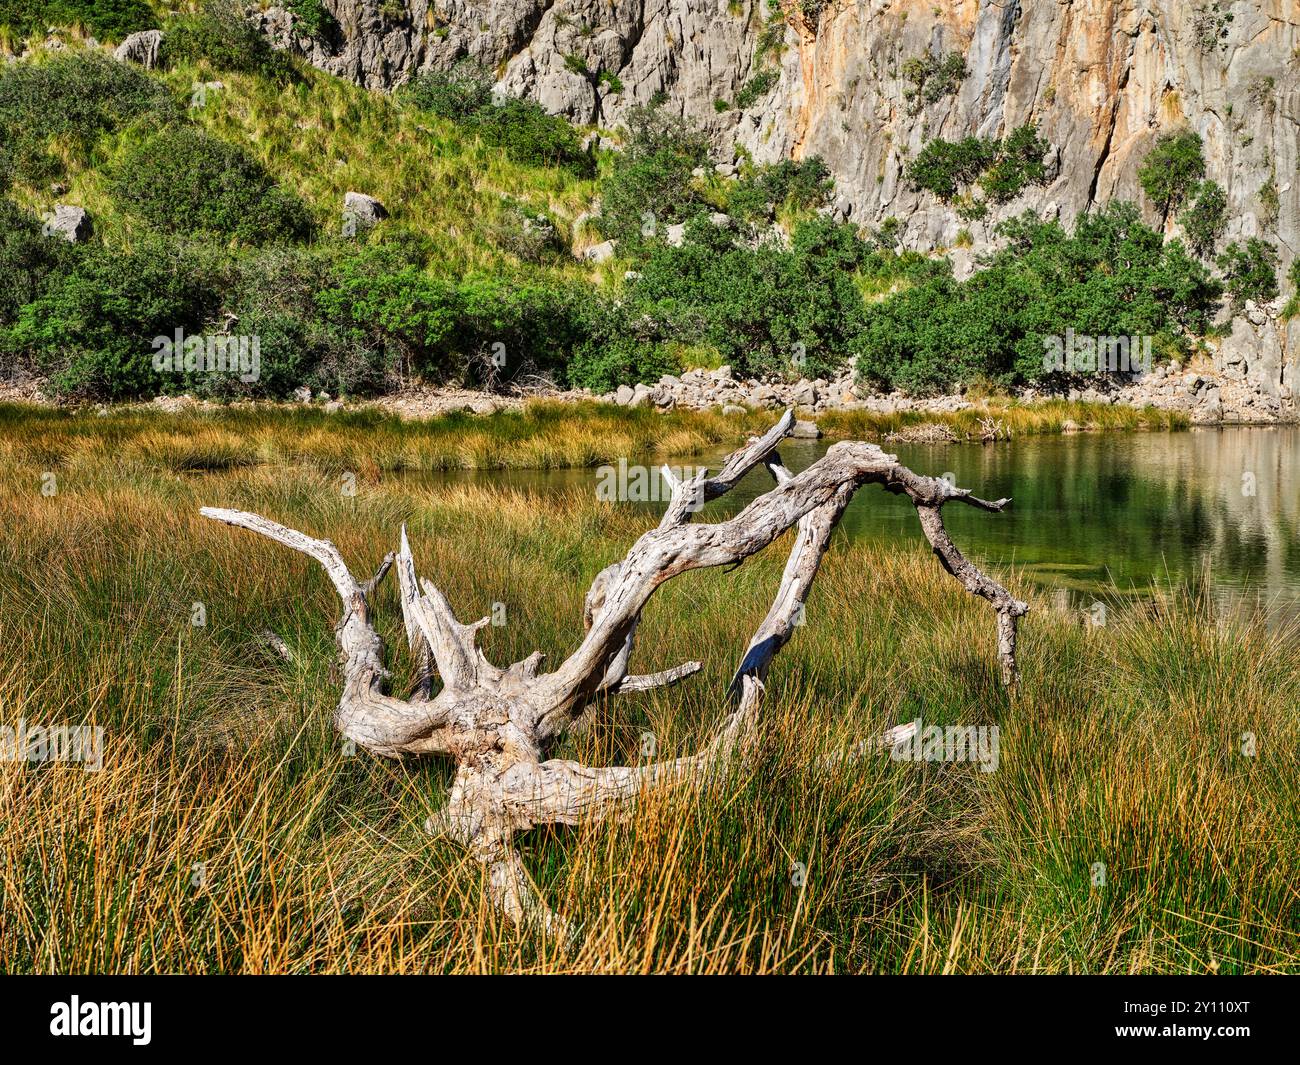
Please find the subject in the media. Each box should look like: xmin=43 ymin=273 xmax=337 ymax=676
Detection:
xmin=201 ymin=413 xmax=1027 ymax=936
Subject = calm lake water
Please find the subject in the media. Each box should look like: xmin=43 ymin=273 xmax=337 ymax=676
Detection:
xmin=439 ymin=427 xmax=1300 ymax=619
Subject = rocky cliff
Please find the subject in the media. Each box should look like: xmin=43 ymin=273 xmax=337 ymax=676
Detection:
xmin=252 ymin=0 xmax=1300 ymax=416
xmin=256 ymin=1 xmax=1299 ymax=252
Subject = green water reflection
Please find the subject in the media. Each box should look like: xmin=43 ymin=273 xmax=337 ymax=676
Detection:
xmin=432 ymin=427 xmax=1300 ymax=616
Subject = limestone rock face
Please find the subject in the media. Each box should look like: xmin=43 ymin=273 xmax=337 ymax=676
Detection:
xmin=256 ymin=2 xmax=1299 ymax=262
xmin=113 ymin=29 xmax=164 ymax=69
xmin=254 ymin=1 xmax=1300 ymax=413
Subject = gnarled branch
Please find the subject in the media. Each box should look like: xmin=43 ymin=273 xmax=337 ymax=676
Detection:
xmin=201 ymin=414 xmax=1028 ymax=940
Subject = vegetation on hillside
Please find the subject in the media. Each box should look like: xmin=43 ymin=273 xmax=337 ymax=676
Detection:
xmin=0 ymin=5 xmax=1293 ymax=404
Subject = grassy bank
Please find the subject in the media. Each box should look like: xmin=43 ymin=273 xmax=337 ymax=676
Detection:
xmin=0 ymin=398 xmax=1187 ymax=476
xmin=0 ymin=414 xmax=1293 ymax=973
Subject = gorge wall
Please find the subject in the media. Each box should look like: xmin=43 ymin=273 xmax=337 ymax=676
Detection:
xmin=259 ymin=0 xmax=1299 ymax=258
xmin=254 ymin=0 xmax=1300 ymax=415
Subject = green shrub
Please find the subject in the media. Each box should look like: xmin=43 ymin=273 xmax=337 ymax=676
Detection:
xmin=110 ymin=127 xmax=315 ymax=245
xmin=901 ymin=51 xmax=966 ymax=113
xmin=487 ymin=199 xmax=563 ymax=263
xmin=405 ymin=62 xmax=593 ymax=177
xmin=622 ymin=214 xmax=870 ymax=380
xmin=317 ymin=249 xmax=592 ymax=385
xmin=598 ymin=103 xmax=711 ymax=246
xmin=728 ymin=156 xmax=833 ymax=221
xmin=468 ymin=98 xmax=594 ymax=177
xmin=856 ymin=202 xmax=1222 ymax=393
xmin=978 ymin=123 xmax=1049 ymax=203
xmin=1178 ymin=180 xmax=1227 ymax=260
xmin=1216 ymin=238 xmax=1279 ymax=311
xmin=160 ymin=1 xmax=298 ymax=82
xmin=286 ymin=0 xmax=337 ymax=40
xmin=8 ymin=236 xmax=226 ymax=398
xmin=1138 ymin=130 xmax=1205 ymax=216
xmin=0 ymin=0 xmax=157 ymax=40
xmin=403 ymin=62 xmax=494 ymax=121
xmin=0 ymin=197 xmax=70 ymax=327
xmin=909 ymin=125 xmax=1048 ymax=204
xmin=0 ymin=51 xmax=179 ymax=182
xmin=1282 ymin=258 xmax=1300 ymax=320
xmin=565 ymin=301 xmax=678 ymax=393
xmin=906 ymin=136 xmax=996 ymax=200
xmin=735 ymin=67 xmax=779 ymax=109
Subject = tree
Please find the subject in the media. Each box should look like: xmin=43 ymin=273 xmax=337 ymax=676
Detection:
xmin=202 ymin=411 xmax=1028 ymax=935
xmin=1178 ymin=180 xmax=1227 ymax=259
xmin=1216 ymin=239 xmax=1279 ymax=311
xmin=1138 ymin=130 xmax=1205 ymax=219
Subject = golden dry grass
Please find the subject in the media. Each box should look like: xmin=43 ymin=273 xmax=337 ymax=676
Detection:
xmin=0 ymin=409 xmax=1295 ymax=973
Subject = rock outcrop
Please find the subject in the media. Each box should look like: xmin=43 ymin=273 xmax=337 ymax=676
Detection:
xmin=252 ymin=2 xmax=1299 ymax=258
xmin=342 ymin=191 xmax=388 ymax=230
xmin=44 ymin=205 xmax=92 ymax=243
xmin=113 ymin=29 xmax=164 ymax=69
xmin=251 ymin=0 xmax=1300 ymax=420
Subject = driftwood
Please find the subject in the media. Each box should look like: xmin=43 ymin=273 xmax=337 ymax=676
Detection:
xmin=201 ymin=411 xmax=1027 ymax=935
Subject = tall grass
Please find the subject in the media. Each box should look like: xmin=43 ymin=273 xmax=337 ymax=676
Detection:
xmin=25 ymin=36 xmax=599 ymax=278
xmin=0 ymin=410 xmax=1294 ymax=972
xmin=0 ymin=398 xmax=1187 ymax=480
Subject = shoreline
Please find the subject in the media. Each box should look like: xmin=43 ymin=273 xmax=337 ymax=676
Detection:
xmin=4 ymin=355 xmax=1295 ymax=433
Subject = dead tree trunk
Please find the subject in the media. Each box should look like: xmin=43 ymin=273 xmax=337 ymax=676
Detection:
xmin=201 ymin=411 xmax=1027 ymax=935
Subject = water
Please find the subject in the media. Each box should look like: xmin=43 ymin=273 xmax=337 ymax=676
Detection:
xmin=436 ymin=427 xmax=1300 ymax=619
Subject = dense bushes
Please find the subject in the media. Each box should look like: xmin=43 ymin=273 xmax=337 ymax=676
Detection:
xmin=0 ymin=52 xmax=179 ymax=182
xmin=726 ymin=156 xmax=834 ymax=221
xmin=1216 ymin=239 xmax=1279 ymax=310
xmin=404 ymin=64 xmax=594 ymax=177
xmin=1138 ymin=130 xmax=1205 ymax=217
xmin=0 ymin=197 xmax=70 ymax=325
xmin=856 ymin=203 xmax=1222 ymax=392
xmin=315 ymin=246 xmax=597 ymax=387
xmin=8 ymin=236 xmax=226 ymax=398
xmin=160 ymin=1 xmax=298 ymax=82
xmin=907 ymin=124 xmax=1048 ymax=205
xmin=907 ymin=136 xmax=997 ymax=200
xmin=1179 ymin=179 xmax=1228 ymax=259
xmin=404 ymin=61 xmax=494 ymax=120
xmin=0 ymin=0 xmax=157 ymax=40
xmin=597 ymin=104 xmax=712 ymax=245
xmin=111 ymin=128 xmax=315 ymax=245
xmin=612 ymin=215 xmax=889 ymax=381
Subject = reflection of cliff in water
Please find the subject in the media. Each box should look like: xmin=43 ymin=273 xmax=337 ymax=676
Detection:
xmin=862 ymin=427 xmax=1300 ymax=617
xmin=419 ymin=427 xmax=1300 ymax=619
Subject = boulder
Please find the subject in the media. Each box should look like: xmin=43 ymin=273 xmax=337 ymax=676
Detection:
xmin=790 ymin=419 xmax=821 ymax=439
xmin=791 ymin=379 xmax=819 ymax=406
xmin=343 ymin=192 xmax=387 ymax=231
xmin=113 ymin=30 xmax=163 ymax=68
xmin=44 ymin=205 xmax=91 ymax=243
xmin=583 ymin=240 xmax=616 ymax=263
